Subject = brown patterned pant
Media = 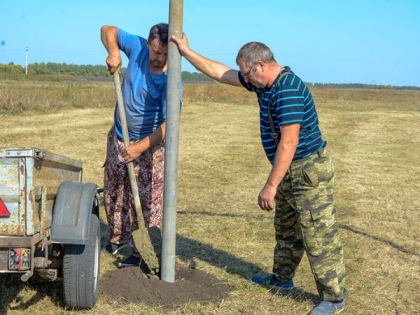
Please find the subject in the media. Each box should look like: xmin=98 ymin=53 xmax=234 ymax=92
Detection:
xmin=103 ymin=127 xmax=165 ymax=245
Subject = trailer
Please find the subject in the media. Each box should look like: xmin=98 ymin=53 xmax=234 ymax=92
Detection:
xmin=0 ymin=148 xmax=100 ymax=309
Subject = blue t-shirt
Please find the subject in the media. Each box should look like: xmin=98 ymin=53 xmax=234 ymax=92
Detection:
xmin=114 ymin=28 xmax=181 ymax=140
xmin=239 ymin=66 xmax=326 ymax=164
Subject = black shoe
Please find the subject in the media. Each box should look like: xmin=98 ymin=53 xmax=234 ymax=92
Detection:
xmin=118 ymin=255 xmax=140 ymax=268
xmin=106 ymin=242 xmax=130 ymax=256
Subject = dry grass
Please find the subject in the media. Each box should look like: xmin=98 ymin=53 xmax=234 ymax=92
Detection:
xmin=0 ymin=80 xmax=115 ymax=114
xmin=0 ymin=80 xmax=419 ymax=314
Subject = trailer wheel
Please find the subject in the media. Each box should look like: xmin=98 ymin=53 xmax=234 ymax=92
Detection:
xmin=63 ymin=214 xmax=100 ymax=309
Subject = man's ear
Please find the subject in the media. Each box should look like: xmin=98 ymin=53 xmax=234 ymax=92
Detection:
xmin=146 ymin=39 xmax=150 ymax=48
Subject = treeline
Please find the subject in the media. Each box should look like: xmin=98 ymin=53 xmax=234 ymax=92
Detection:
xmin=1 ymin=62 xmax=419 ymax=89
xmin=0 ymin=62 xmax=213 ymax=82
xmin=0 ymin=63 xmax=25 ymax=74
xmin=181 ymin=71 xmax=213 ymax=82
xmin=0 ymin=62 xmax=111 ymax=76
xmin=311 ymin=82 xmax=420 ymax=91
xmin=30 ymin=62 xmax=111 ymax=77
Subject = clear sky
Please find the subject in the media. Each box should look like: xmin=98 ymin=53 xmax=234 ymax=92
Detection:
xmin=1 ymin=0 xmax=419 ymax=86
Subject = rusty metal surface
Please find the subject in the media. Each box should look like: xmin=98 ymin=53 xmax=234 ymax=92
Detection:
xmin=0 ymin=248 xmax=8 ymax=270
xmin=27 ymin=152 xmax=82 ymax=236
xmin=0 ymin=157 xmax=23 ymax=235
xmin=0 ymin=233 xmax=43 ymax=247
xmin=39 ymin=187 xmax=47 ymax=239
xmin=18 ymin=158 xmax=26 ymax=235
xmin=0 ymin=148 xmax=82 ymax=237
xmin=0 ymin=148 xmax=82 ymax=169
xmin=0 ymin=148 xmax=82 ymax=277
xmin=0 ymin=148 xmax=44 ymax=159
xmin=0 ymin=233 xmax=44 ymax=273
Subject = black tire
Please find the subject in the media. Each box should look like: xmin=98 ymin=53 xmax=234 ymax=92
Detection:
xmin=63 ymin=214 xmax=100 ymax=309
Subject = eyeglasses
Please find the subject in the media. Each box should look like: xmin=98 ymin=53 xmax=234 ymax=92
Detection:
xmin=240 ymin=65 xmax=255 ymax=79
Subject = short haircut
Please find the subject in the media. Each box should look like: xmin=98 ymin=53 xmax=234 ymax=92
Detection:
xmin=236 ymin=42 xmax=275 ymax=68
xmin=148 ymin=23 xmax=169 ymax=44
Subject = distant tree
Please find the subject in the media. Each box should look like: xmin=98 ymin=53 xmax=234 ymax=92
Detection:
xmin=181 ymin=71 xmax=213 ymax=82
xmin=0 ymin=63 xmax=24 ymax=73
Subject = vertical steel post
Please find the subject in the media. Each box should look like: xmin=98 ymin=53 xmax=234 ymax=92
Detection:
xmin=161 ymin=0 xmax=183 ymax=283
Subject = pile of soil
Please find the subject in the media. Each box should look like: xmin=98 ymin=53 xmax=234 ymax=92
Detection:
xmin=100 ymin=265 xmax=232 ymax=309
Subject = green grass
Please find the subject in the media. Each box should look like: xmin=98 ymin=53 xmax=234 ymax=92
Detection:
xmin=0 ymin=80 xmax=419 ymax=314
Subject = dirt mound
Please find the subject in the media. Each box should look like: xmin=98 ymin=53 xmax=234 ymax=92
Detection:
xmin=100 ymin=265 xmax=231 ymax=309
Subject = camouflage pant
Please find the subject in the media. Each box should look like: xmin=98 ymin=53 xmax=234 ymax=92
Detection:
xmin=103 ymin=127 xmax=165 ymax=245
xmin=273 ymin=148 xmax=346 ymax=301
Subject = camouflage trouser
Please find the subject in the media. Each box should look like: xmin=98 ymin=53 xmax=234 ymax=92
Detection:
xmin=273 ymin=148 xmax=346 ymax=301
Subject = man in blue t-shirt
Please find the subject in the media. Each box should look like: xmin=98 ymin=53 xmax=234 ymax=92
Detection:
xmin=172 ymin=35 xmax=346 ymax=314
xmin=101 ymin=24 xmax=173 ymax=267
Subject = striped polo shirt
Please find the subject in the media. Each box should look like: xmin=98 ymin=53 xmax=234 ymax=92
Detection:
xmin=239 ymin=66 xmax=326 ymax=164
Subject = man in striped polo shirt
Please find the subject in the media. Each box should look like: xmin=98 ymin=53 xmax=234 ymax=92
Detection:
xmin=172 ymin=35 xmax=346 ymax=314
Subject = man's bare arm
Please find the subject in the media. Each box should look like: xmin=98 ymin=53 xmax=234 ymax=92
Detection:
xmin=101 ymin=25 xmax=122 ymax=74
xmin=258 ymin=123 xmax=300 ymax=211
xmin=172 ymin=33 xmax=241 ymax=87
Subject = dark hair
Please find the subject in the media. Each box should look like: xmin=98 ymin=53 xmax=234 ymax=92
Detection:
xmin=236 ymin=41 xmax=275 ymax=68
xmin=148 ymin=23 xmax=169 ymax=44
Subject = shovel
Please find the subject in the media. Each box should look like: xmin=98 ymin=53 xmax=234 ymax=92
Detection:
xmin=112 ymin=72 xmax=160 ymax=275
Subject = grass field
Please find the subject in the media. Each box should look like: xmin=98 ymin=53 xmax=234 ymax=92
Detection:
xmin=0 ymin=79 xmax=419 ymax=314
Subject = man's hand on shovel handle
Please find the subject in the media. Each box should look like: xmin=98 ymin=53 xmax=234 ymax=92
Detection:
xmin=106 ymin=52 xmax=122 ymax=74
xmin=122 ymin=142 xmax=144 ymax=163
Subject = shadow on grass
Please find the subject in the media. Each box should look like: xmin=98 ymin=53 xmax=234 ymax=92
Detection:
xmin=100 ymin=218 xmax=111 ymax=250
xmin=0 ymin=271 xmax=64 ymax=313
xmin=176 ymin=233 xmax=262 ymax=278
xmin=270 ymin=287 xmax=319 ymax=304
xmin=338 ymin=224 xmax=420 ymax=257
xmin=0 ymin=219 xmax=111 ymax=313
xmin=178 ymin=210 xmax=420 ymax=257
xmin=175 ymin=234 xmax=319 ymax=304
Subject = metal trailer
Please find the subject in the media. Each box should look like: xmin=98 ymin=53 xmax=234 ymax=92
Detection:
xmin=0 ymin=148 xmax=101 ymax=309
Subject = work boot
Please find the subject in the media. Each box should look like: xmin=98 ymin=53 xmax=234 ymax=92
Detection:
xmin=118 ymin=255 xmax=141 ymax=268
xmin=251 ymin=274 xmax=294 ymax=289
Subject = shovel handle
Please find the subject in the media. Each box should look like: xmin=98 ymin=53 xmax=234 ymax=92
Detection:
xmin=112 ymin=72 xmax=160 ymax=273
xmin=112 ymin=72 xmax=145 ymax=228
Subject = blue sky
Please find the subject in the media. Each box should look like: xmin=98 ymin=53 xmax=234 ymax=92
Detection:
xmin=1 ymin=0 xmax=419 ymax=86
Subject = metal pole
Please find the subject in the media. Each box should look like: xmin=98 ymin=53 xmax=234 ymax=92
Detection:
xmin=161 ymin=0 xmax=183 ymax=283
xmin=25 ymin=47 xmax=28 ymax=76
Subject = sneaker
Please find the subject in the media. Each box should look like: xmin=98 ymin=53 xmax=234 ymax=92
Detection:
xmin=117 ymin=255 xmax=141 ymax=268
xmin=251 ymin=274 xmax=294 ymax=289
xmin=105 ymin=242 xmax=130 ymax=256
xmin=308 ymin=300 xmax=345 ymax=315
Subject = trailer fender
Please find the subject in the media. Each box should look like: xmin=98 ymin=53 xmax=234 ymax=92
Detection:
xmin=51 ymin=181 xmax=98 ymax=245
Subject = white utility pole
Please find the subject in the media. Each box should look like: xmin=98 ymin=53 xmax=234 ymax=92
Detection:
xmin=25 ymin=47 xmax=28 ymax=75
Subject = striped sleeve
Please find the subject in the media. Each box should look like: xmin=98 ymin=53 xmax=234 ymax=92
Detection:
xmin=272 ymin=80 xmax=304 ymax=126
